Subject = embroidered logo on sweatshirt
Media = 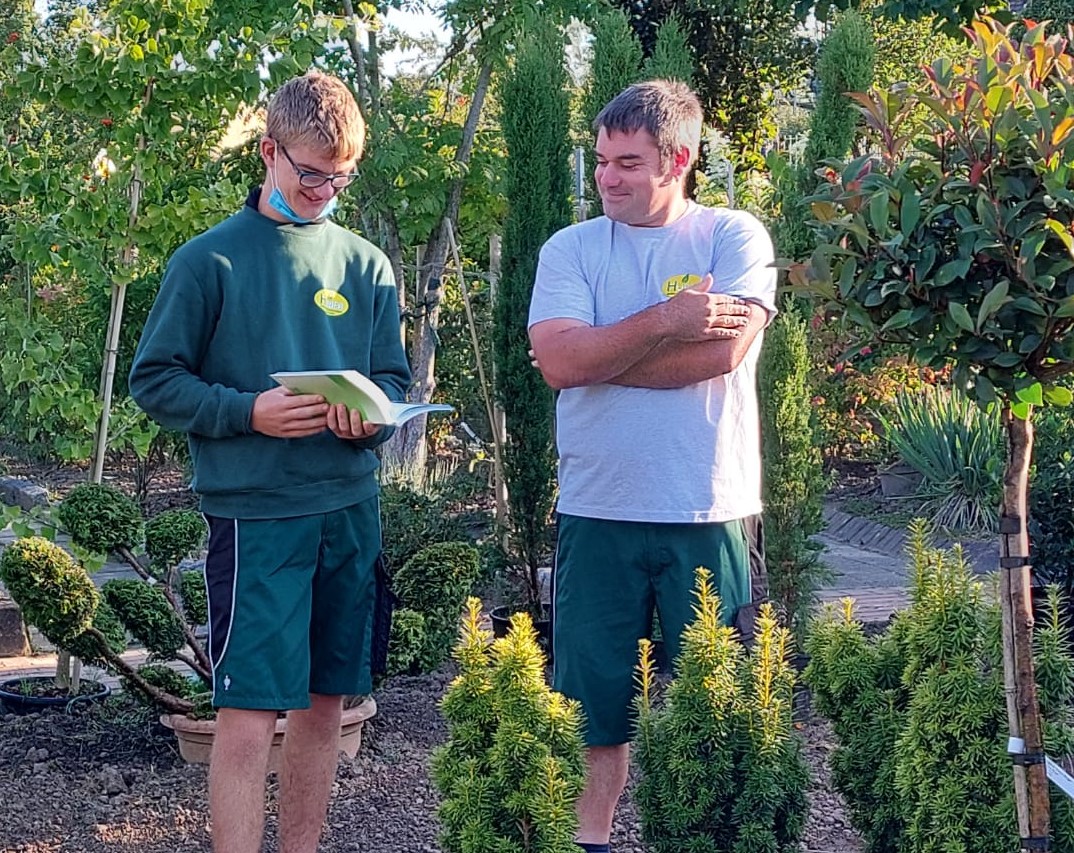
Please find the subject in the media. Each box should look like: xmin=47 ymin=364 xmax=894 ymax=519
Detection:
xmin=661 ymin=273 xmax=702 ymax=298
xmin=314 ymin=289 xmax=349 ymax=317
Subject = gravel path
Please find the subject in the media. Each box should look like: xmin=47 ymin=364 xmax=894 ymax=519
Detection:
xmin=0 ymin=669 xmax=862 ymax=853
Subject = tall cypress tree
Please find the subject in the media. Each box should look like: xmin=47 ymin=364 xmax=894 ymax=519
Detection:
xmin=494 ymin=16 xmax=572 ymax=615
xmin=641 ymin=15 xmax=694 ymax=84
xmin=774 ymin=9 xmax=875 ymax=259
xmin=758 ymin=305 xmax=828 ymax=642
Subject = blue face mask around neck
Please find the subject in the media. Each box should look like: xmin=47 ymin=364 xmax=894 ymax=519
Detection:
xmin=267 ymin=155 xmax=339 ymax=223
xmin=267 ymin=186 xmax=338 ymax=224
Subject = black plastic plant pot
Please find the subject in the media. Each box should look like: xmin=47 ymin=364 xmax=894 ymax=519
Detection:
xmin=0 ymin=676 xmax=111 ymax=715
xmin=490 ymin=604 xmax=553 ymax=663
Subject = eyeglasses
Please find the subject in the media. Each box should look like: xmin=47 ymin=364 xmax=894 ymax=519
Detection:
xmin=276 ymin=143 xmax=358 ymax=189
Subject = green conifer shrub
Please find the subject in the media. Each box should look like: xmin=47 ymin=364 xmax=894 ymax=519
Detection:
xmin=432 ymin=598 xmax=586 ymax=853
xmin=641 ymin=15 xmax=694 ymax=84
xmin=634 ymin=569 xmax=809 ymax=853
xmin=389 ymin=541 xmax=480 ymax=674
xmin=774 ymin=10 xmax=875 ymax=260
xmin=494 ymin=16 xmax=572 ymax=617
xmin=0 ymin=536 xmax=99 ymax=647
xmin=758 ymin=304 xmax=829 ymax=640
xmin=805 ymin=520 xmax=1074 ymax=853
xmin=1024 ymin=0 xmax=1074 ymax=25
xmin=583 ymin=7 xmax=643 ymax=140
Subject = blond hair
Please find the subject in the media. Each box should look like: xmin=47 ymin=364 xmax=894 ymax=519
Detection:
xmin=595 ymin=79 xmax=703 ymax=171
xmin=265 ymin=72 xmax=365 ymax=161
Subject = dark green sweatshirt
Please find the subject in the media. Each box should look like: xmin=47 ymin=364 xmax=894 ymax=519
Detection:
xmin=129 ymin=194 xmax=410 ymax=519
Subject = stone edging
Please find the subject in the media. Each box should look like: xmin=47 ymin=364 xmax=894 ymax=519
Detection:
xmin=0 ymin=477 xmax=49 ymax=512
xmin=822 ymin=502 xmax=995 ymax=573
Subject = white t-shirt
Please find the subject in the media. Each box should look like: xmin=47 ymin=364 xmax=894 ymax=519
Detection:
xmin=528 ymin=202 xmax=778 ymax=523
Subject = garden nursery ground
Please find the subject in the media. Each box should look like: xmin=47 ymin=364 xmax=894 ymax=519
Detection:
xmin=0 ymin=669 xmax=862 ymax=853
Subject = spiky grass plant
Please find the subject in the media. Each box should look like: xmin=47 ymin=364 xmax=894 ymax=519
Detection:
xmin=878 ymin=386 xmax=1002 ymax=533
xmin=432 ymin=598 xmax=586 ymax=853
xmin=634 ymin=569 xmax=809 ymax=852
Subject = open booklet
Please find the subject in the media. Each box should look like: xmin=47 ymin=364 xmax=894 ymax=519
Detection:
xmin=271 ymin=370 xmax=454 ymax=427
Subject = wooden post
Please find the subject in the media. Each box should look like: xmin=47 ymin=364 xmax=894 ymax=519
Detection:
xmin=1000 ymin=406 xmax=1050 ymax=850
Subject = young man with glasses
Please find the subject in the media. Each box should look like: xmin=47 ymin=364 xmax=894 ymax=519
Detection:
xmin=130 ymin=72 xmax=410 ymax=853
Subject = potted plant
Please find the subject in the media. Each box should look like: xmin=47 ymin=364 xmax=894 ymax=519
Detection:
xmin=0 ymin=536 xmax=118 ymax=714
xmin=1 ymin=482 xmax=375 ymax=763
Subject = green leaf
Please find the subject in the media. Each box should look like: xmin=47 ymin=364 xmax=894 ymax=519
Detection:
xmin=1055 ymin=295 xmax=1074 ymax=318
xmin=900 ymin=192 xmax=921 ymax=236
xmin=976 ymin=374 xmax=998 ymax=404
xmin=868 ymin=192 xmax=889 ymax=235
xmin=1045 ymin=386 xmax=1074 ymax=406
xmin=976 ymin=280 xmax=1009 ymax=332
xmin=1011 ymin=400 xmax=1031 ymax=420
xmin=993 ymin=353 xmax=1023 ymax=368
xmin=1016 ymin=382 xmax=1044 ymax=405
xmin=948 ymin=302 xmax=975 ymax=332
xmin=880 ymin=309 xmax=914 ymax=332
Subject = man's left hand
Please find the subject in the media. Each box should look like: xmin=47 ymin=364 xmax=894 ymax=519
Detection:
xmin=327 ymin=403 xmax=383 ymax=440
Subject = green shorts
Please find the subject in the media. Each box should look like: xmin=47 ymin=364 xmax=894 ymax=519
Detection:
xmin=203 ymin=497 xmax=380 ymax=710
xmin=551 ymin=514 xmax=751 ymax=747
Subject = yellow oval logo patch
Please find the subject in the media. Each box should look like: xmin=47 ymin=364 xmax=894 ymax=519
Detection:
xmin=661 ymin=273 xmax=702 ymax=298
xmin=314 ymin=289 xmax=349 ymax=317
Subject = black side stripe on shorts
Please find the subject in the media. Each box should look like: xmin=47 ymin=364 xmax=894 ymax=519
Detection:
xmin=204 ymin=515 xmax=240 ymax=688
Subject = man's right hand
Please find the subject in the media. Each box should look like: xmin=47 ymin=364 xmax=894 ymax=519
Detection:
xmin=660 ymin=273 xmax=750 ymax=342
xmin=251 ymin=386 xmax=330 ymax=438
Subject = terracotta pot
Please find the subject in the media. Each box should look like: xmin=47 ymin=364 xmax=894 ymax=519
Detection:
xmin=160 ymin=695 xmax=377 ymax=770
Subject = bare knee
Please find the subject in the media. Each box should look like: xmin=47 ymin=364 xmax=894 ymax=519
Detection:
xmin=287 ymin=694 xmax=343 ymax=735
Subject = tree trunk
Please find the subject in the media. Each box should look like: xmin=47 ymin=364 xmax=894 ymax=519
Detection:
xmin=382 ymin=60 xmax=495 ymax=483
xmin=1000 ymin=406 xmax=1050 ymax=848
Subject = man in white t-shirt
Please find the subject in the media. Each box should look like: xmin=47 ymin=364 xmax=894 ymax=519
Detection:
xmin=528 ymin=80 xmax=777 ymax=853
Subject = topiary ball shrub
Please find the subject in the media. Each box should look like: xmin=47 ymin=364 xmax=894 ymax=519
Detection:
xmin=102 ymin=578 xmax=186 ymax=658
xmin=65 ymin=599 xmax=128 ymax=668
xmin=57 ymin=483 xmax=144 ymax=554
xmin=123 ymin=663 xmax=207 ymax=704
xmin=178 ymin=570 xmax=207 ymax=627
xmin=0 ymin=536 xmax=99 ymax=647
xmin=145 ymin=510 xmax=206 ymax=579
xmin=392 ymin=541 xmax=480 ymax=674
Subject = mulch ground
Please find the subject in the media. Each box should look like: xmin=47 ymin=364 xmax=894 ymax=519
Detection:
xmin=0 ymin=668 xmax=862 ymax=853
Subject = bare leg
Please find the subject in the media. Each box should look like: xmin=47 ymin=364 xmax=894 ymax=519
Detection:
xmin=576 ymin=743 xmax=630 ymax=844
xmin=209 ymin=707 xmax=278 ymax=853
xmin=278 ymin=693 xmax=343 ymax=853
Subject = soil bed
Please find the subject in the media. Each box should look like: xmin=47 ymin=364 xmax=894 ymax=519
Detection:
xmin=0 ymin=666 xmax=863 ymax=853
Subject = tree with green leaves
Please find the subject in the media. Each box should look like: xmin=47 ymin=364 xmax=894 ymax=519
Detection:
xmin=1024 ymin=0 xmax=1074 ymax=25
xmin=2 ymin=0 xmax=337 ymax=478
xmin=493 ymin=15 xmax=572 ymax=617
xmin=611 ymin=0 xmax=810 ymax=167
xmin=794 ymin=17 xmax=1074 ymax=842
xmin=810 ymin=0 xmax=1007 ymax=33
